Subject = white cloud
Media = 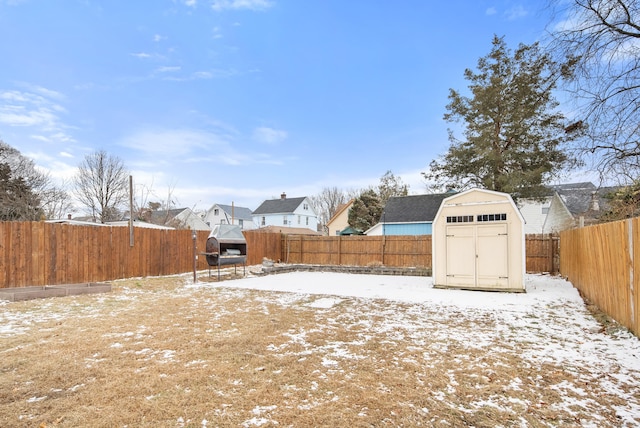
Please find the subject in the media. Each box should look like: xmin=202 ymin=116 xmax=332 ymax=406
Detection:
xmin=131 ymin=52 xmax=153 ymax=59
xmin=485 ymin=7 xmax=497 ymax=16
xmin=253 ymin=126 xmax=287 ymax=145
xmin=118 ymin=128 xmax=218 ymax=157
xmin=505 ymin=5 xmax=528 ymax=20
xmin=0 ymin=101 xmax=60 ymax=128
xmin=155 ymin=66 xmax=182 ymax=73
xmin=211 ymin=0 xmax=273 ymax=12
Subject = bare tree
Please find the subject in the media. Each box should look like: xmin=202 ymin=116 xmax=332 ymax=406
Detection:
xmin=548 ymin=0 xmax=640 ymax=182
xmin=73 ymin=150 xmax=129 ymax=223
xmin=39 ymin=179 xmax=76 ymax=219
xmin=310 ymin=187 xmax=349 ymax=227
xmin=377 ymin=170 xmax=409 ymax=205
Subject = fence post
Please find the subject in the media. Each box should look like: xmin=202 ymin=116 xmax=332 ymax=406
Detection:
xmin=628 ymin=219 xmax=635 ymax=327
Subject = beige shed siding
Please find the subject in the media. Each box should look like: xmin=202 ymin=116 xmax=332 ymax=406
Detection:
xmin=432 ymin=188 xmax=525 ymax=292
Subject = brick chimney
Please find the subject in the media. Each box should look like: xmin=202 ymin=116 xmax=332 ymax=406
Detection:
xmin=590 ymin=191 xmax=600 ymax=211
xmin=281 ymin=192 xmax=286 ymax=200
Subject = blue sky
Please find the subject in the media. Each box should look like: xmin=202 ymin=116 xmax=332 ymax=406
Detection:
xmin=0 ymin=0 xmax=570 ymax=213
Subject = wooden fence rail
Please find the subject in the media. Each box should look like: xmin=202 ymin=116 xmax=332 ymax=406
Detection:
xmin=560 ymin=218 xmax=640 ymax=336
xmin=1 ymin=222 xmax=557 ymax=289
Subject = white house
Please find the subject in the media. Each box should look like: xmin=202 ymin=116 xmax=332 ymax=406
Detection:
xmin=518 ymin=182 xmax=614 ymax=234
xmin=252 ymin=192 xmax=318 ymax=232
xmin=202 ymin=203 xmax=256 ymax=230
xmin=144 ymin=208 xmax=211 ymax=231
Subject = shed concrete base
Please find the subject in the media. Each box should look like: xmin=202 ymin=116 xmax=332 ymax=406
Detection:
xmin=0 ymin=282 xmax=112 ymax=302
xmin=433 ymin=284 xmax=525 ymax=293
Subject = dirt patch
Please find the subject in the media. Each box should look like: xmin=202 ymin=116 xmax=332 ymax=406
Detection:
xmin=0 ymin=271 xmax=638 ymax=427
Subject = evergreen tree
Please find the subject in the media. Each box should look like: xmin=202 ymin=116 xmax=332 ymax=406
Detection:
xmin=348 ymin=189 xmax=383 ymax=232
xmin=423 ymin=35 xmax=576 ymax=200
xmin=0 ymin=142 xmax=45 ymax=220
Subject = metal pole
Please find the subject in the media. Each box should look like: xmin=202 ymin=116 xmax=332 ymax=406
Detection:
xmin=129 ymin=175 xmax=134 ymax=247
xmin=192 ymin=230 xmax=197 ymax=283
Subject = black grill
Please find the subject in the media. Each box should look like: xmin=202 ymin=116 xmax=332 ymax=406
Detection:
xmin=204 ymin=225 xmax=247 ymax=279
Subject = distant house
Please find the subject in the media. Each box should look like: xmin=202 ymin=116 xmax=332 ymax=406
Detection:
xmin=144 ymin=208 xmax=211 ymax=231
xmin=252 ymin=192 xmax=318 ymax=232
xmin=326 ymin=199 xmax=354 ymax=236
xmin=365 ymin=193 xmax=452 ymax=236
xmin=202 ymin=203 xmax=256 ymax=230
xmin=543 ymin=182 xmax=616 ymax=233
xmin=516 ymin=182 xmax=616 ymax=234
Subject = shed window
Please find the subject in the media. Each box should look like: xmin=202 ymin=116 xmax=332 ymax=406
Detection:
xmin=446 ymin=215 xmax=474 ymax=223
xmin=477 ymin=213 xmax=507 ymax=222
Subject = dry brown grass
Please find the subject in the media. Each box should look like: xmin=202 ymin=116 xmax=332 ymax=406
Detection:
xmin=0 ymin=271 xmax=638 ymax=427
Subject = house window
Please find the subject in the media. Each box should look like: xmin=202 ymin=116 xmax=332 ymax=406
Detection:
xmin=298 ymin=215 xmax=301 ymax=224
xmin=239 ymin=219 xmax=243 ymax=228
xmin=306 ymin=217 xmax=309 ymax=225
xmin=283 ymin=216 xmax=288 ymax=225
xmin=303 ymin=203 xmax=308 ymax=210
xmin=261 ymin=216 xmax=266 ymax=226
xmin=446 ymin=215 xmax=474 ymax=223
xmin=214 ymin=209 xmax=219 ymax=215
xmin=477 ymin=213 xmax=507 ymax=222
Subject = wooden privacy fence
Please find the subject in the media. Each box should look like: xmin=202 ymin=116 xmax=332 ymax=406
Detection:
xmin=280 ymin=234 xmax=559 ymax=273
xmin=0 ymin=222 xmax=208 ymax=288
xmin=560 ymin=218 xmax=640 ymax=336
xmin=0 ymin=221 xmax=557 ymax=288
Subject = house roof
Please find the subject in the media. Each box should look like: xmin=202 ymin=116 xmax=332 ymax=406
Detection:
xmin=339 ymin=226 xmax=362 ymax=235
xmin=550 ymin=182 xmax=596 ymax=192
xmin=215 ymin=204 xmax=253 ymax=221
xmin=326 ymin=199 xmax=354 ymax=226
xmin=252 ymin=196 xmax=308 ymax=215
xmin=381 ymin=193 xmax=451 ymax=223
xmin=146 ymin=208 xmax=187 ymax=225
xmin=555 ymin=185 xmax=617 ymax=217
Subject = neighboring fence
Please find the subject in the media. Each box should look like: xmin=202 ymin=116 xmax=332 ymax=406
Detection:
xmin=560 ymin=218 xmax=640 ymax=336
xmin=279 ymin=234 xmax=559 ymax=274
xmin=525 ymin=234 xmax=559 ymax=274
xmin=0 ymin=221 xmax=557 ymax=289
xmin=280 ymin=235 xmax=432 ymax=268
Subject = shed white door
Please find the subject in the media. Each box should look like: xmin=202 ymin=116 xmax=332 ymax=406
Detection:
xmin=445 ymin=224 xmax=509 ymax=288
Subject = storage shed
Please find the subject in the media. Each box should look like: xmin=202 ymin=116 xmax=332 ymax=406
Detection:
xmin=432 ymin=188 xmax=525 ymax=292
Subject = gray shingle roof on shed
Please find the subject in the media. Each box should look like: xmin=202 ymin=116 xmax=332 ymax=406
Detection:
xmin=381 ymin=193 xmax=451 ymax=223
xmin=252 ymin=196 xmax=307 ymax=215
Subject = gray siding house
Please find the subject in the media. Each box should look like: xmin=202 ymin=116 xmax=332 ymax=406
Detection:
xmin=366 ymin=193 xmax=452 ymax=236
